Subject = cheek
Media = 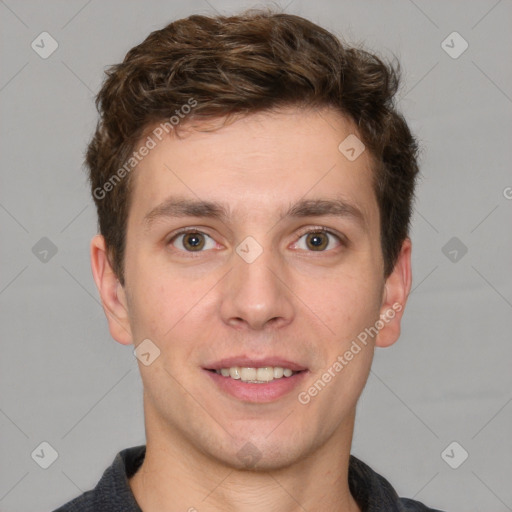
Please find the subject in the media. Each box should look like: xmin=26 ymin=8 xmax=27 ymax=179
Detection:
xmin=305 ymin=269 xmax=383 ymax=342
xmin=127 ymin=266 xmax=217 ymax=353
xmin=125 ymin=269 xmax=176 ymax=342
xmin=125 ymin=244 xmax=176 ymax=333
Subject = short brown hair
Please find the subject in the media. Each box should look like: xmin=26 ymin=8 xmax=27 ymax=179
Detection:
xmin=86 ymin=8 xmax=419 ymax=285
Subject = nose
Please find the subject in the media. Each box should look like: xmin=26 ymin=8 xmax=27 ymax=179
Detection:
xmin=219 ymin=244 xmax=295 ymax=331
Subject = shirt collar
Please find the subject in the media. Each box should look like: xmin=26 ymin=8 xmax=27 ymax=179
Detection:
xmin=92 ymin=445 xmax=416 ymax=512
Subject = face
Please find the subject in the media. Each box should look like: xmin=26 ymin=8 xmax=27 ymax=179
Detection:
xmin=93 ymin=106 xmax=411 ymax=471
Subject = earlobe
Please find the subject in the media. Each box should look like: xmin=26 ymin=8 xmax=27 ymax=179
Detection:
xmin=90 ymin=234 xmax=133 ymax=345
xmin=375 ymin=238 xmax=412 ymax=348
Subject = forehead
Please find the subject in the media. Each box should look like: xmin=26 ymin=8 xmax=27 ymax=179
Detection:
xmin=128 ymin=107 xmax=379 ymax=229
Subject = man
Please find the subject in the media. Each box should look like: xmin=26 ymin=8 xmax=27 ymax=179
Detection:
xmin=54 ymin=8 xmax=445 ymax=512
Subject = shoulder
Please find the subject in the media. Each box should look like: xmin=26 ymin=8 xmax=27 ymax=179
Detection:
xmin=52 ymin=490 xmax=96 ymax=512
xmin=349 ymin=455 xmax=446 ymax=512
xmin=398 ymin=497 xmax=446 ymax=511
xmin=51 ymin=445 xmax=145 ymax=512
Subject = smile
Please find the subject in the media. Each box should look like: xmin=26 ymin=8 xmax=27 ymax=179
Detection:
xmin=212 ymin=366 xmax=298 ymax=383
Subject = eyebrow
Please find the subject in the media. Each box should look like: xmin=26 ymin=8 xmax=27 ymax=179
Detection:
xmin=143 ymin=196 xmax=366 ymax=230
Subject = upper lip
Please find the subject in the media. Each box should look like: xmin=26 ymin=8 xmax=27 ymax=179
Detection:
xmin=204 ymin=356 xmax=308 ymax=372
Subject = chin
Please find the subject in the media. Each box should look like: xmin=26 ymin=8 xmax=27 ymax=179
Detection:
xmin=199 ymin=429 xmax=314 ymax=472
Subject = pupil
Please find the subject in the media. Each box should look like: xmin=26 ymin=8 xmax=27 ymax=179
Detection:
xmin=308 ymin=233 xmax=326 ymax=250
xmin=185 ymin=233 xmax=204 ymax=250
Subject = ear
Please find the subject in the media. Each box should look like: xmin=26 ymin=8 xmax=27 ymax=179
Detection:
xmin=90 ymin=234 xmax=133 ymax=345
xmin=375 ymin=237 xmax=412 ymax=348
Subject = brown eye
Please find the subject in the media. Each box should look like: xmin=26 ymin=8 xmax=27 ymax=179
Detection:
xmin=293 ymin=229 xmax=343 ymax=252
xmin=305 ymin=232 xmax=329 ymax=251
xmin=170 ymin=231 xmax=216 ymax=252
xmin=182 ymin=232 xmax=205 ymax=251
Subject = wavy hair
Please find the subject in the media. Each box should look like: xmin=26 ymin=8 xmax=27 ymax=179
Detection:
xmin=86 ymin=8 xmax=420 ymax=284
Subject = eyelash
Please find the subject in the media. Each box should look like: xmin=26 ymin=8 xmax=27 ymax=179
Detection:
xmin=167 ymin=226 xmax=346 ymax=255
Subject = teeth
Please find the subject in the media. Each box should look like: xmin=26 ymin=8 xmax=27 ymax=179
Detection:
xmin=273 ymin=366 xmax=284 ymax=378
xmin=229 ymin=367 xmax=241 ymax=379
xmin=256 ymin=367 xmax=274 ymax=382
xmin=214 ymin=366 xmax=299 ymax=383
xmin=241 ymin=367 xmax=257 ymax=381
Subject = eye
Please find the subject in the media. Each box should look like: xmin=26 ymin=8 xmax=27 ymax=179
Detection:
xmin=293 ymin=228 xmax=344 ymax=252
xmin=169 ymin=229 xmax=217 ymax=252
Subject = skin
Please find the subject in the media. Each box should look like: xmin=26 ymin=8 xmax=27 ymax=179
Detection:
xmin=91 ymin=106 xmax=412 ymax=512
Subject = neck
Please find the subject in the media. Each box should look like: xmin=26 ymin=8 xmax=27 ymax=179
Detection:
xmin=129 ymin=403 xmax=360 ymax=512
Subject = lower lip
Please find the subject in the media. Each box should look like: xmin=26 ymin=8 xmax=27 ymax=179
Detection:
xmin=204 ymin=369 xmax=308 ymax=403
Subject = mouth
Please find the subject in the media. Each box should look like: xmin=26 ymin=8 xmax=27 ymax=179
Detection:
xmin=203 ymin=358 xmax=309 ymax=403
xmin=206 ymin=366 xmax=302 ymax=383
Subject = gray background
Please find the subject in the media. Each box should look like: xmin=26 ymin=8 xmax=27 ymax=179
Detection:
xmin=1 ymin=1 xmax=511 ymax=511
